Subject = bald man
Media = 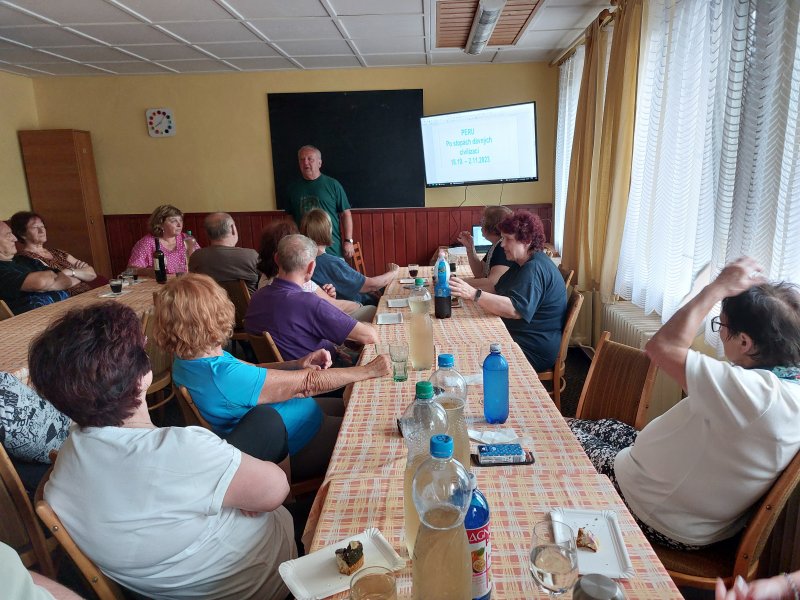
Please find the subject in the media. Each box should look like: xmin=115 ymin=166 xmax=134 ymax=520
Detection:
xmin=188 ymin=213 xmax=260 ymax=293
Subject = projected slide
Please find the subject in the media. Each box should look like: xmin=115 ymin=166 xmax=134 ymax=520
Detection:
xmin=420 ymin=103 xmax=538 ymax=187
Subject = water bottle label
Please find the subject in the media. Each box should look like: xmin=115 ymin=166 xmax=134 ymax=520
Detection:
xmin=467 ymin=522 xmax=491 ymax=599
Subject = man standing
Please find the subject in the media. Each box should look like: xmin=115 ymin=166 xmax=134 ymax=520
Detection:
xmin=189 ymin=213 xmax=260 ymax=293
xmin=286 ymin=145 xmax=354 ymax=258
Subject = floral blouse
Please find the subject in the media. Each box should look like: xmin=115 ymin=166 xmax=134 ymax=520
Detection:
xmin=127 ymin=233 xmax=199 ymax=274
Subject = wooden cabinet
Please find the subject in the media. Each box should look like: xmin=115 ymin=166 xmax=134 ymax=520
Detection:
xmin=18 ymin=129 xmax=112 ymax=278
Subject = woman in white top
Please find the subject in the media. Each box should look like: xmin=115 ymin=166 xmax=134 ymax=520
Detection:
xmin=29 ymin=302 xmax=295 ymax=600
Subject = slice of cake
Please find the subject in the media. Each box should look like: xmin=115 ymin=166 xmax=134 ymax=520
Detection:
xmin=335 ymin=540 xmax=364 ymax=575
xmin=576 ymin=527 xmax=599 ymax=552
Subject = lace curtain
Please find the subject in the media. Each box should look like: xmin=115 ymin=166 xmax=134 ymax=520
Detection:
xmin=615 ymin=0 xmax=800 ymax=329
xmin=554 ymin=46 xmax=585 ymax=255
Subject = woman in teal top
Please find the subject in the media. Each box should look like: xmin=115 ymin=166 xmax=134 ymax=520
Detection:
xmin=153 ymin=274 xmax=390 ymax=480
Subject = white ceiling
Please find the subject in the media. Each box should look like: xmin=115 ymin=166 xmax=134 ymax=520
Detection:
xmin=0 ymin=0 xmax=611 ymax=76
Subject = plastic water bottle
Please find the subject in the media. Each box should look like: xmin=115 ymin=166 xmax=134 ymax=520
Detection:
xmin=429 ymin=354 xmax=470 ymax=468
xmin=400 ymin=381 xmax=448 ymax=556
xmin=434 ymin=251 xmax=452 ymax=319
xmin=183 ymin=229 xmax=196 ymax=270
xmin=408 ymin=278 xmax=434 ymax=370
xmin=465 ymin=473 xmax=492 ymax=600
xmin=483 ymin=343 xmax=509 ymax=424
xmin=412 ymin=434 xmax=472 ymax=600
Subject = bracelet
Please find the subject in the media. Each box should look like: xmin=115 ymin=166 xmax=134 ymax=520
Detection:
xmin=784 ymin=573 xmax=800 ymax=600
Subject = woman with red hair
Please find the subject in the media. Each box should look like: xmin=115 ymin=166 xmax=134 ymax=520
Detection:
xmin=450 ymin=210 xmax=567 ymax=371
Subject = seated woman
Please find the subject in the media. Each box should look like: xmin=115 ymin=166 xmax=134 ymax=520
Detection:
xmin=450 ymin=210 xmax=567 ymax=372
xmin=127 ymin=204 xmax=198 ymax=275
xmin=456 ymin=204 xmax=514 ymax=291
xmin=0 ymin=372 xmax=70 ymax=494
xmin=301 ymin=209 xmax=398 ymax=307
xmin=258 ymin=220 xmax=376 ymax=322
xmin=153 ymin=274 xmax=390 ymax=481
xmin=0 ymin=221 xmax=72 ymax=315
xmin=30 ymin=302 xmax=295 ymax=600
xmin=10 ymin=211 xmax=99 ymax=296
xmin=568 ymin=258 xmax=800 ymax=550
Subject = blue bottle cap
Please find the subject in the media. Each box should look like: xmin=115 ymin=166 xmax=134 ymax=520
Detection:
xmin=437 ymin=353 xmax=454 ymax=368
xmin=415 ymin=381 xmax=434 ymax=399
xmin=430 ymin=434 xmax=454 ymax=458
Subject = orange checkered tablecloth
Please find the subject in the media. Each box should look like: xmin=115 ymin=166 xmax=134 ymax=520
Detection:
xmin=304 ymin=269 xmax=681 ymax=598
xmin=312 ymin=472 xmax=681 ymax=599
xmin=0 ymin=279 xmax=161 ymax=383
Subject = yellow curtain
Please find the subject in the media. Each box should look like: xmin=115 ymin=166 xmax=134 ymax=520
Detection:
xmin=560 ymin=0 xmax=643 ymax=347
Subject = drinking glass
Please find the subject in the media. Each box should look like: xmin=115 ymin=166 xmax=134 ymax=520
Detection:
xmin=389 ymin=343 xmax=409 ymax=382
xmin=529 ymin=520 xmax=579 ymax=597
xmin=408 ymin=264 xmax=419 ymax=278
xmin=350 ymin=565 xmax=397 ymax=600
xmin=109 ymin=278 xmax=123 ymax=296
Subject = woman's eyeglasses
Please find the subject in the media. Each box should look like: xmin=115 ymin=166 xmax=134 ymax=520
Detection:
xmin=710 ymin=316 xmax=727 ymax=332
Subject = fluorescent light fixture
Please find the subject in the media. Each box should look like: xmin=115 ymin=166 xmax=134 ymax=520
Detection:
xmin=464 ymin=0 xmax=507 ymax=55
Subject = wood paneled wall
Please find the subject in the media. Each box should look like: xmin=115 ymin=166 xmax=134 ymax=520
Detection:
xmin=104 ymin=204 xmax=553 ymax=277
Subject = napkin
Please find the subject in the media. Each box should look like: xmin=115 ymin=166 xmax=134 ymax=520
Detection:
xmin=468 ymin=428 xmax=519 ymax=444
xmin=463 ymin=373 xmax=483 ymax=386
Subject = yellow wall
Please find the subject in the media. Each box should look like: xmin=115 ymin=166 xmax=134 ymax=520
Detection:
xmin=1 ymin=71 xmax=39 ymax=217
xmin=27 ymin=62 xmax=556 ymax=215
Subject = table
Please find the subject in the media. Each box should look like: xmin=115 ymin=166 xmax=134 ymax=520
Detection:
xmin=304 ymin=266 xmax=681 ymax=598
xmin=0 ymin=279 xmax=161 ymax=383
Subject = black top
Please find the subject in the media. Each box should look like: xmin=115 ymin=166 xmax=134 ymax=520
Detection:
xmin=0 ymin=255 xmax=68 ymax=315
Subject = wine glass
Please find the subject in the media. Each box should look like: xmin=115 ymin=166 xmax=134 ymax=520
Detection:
xmin=529 ymin=520 xmax=579 ymax=597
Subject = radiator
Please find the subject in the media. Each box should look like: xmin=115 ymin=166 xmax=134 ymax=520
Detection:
xmin=601 ymin=302 xmax=684 ymax=423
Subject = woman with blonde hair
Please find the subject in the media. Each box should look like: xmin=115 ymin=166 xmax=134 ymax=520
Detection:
xmin=301 ymin=208 xmax=398 ymax=306
xmin=153 ymin=273 xmax=389 ymax=481
xmin=127 ymin=204 xmax=199 ymax=275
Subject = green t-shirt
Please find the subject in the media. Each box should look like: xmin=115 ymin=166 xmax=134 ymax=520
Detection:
xmin=286 ymin=174 xmax=351 ymax=257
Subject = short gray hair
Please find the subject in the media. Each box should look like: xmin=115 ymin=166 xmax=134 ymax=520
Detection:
xmin=204 ymin=212 xmax=233 ymax=241
xmin=297 ymin=145 xmax=321 ymax=158
xmin=277 ymin=234 xmax=317 ymax=273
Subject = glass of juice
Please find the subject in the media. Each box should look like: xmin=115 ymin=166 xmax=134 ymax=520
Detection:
xmin=350 ymin=566 xmax=397 ymax=600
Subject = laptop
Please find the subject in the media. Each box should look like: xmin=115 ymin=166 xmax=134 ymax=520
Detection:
xmin=472 ymin=225 xmax=492 ymax=253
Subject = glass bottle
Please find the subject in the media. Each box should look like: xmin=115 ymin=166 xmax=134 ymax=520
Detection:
xmin=483 ymin=343 xmax=509 ymax=424
xmin=400 ymin=381 xmax=448 ymax=556
xmin=430 ymin=354 xmax=470 ymax=469
xmin=412 ymin=434 xmax=472 ymax=600
xmin=153 ymin=237 xmax=167 ymax=284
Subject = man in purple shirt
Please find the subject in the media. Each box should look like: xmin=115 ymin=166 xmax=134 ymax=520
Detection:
xmin=244 ymin=234 xmax=378 ymax=362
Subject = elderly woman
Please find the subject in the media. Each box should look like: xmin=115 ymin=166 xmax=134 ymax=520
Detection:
xmin=30 ymin=302 xmax=295 ymax=599
xmin=569 ymin=258 xmax=800 ymax=551
xmin=259 ymin=219 xmax=375 ymax=322
xmin=9 ymin=211 xmax=98 ymax=296
xmin=456 ymin=204 xmax=514 ymax=290
xmin=450 ymin=210 xmax=566 ymax=371
xmin=154 ymin=274 xmax=389 ymax=481
xmin=301 ymin=208 xmax=398 ymax=307
xmin=127 ymin=204 xmax=198 ymax=275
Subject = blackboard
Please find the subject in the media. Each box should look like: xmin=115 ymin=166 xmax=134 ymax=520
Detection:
xmin=268 ymin=90 xmax=425 ymax=210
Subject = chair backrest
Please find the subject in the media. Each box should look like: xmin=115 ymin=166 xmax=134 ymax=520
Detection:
xmin=34 ymin=469 xmax=125 ymax=600
xmin=0 ymin=445 xmax=55 ymax=577
xmin=176 ymin=386 xmax=213 ymax=430
xmin=141 ymin=309 xmax=172 ymax=381
xmin=351 ymin=241 xmax=366 ymax=275
xmin=575 ymin=331 xmax=656 ymax=430
xmin=0 ymin=299 xmax=14 ymax=320
xmin=218 ymin=280 xmax=252 ymax=330
xmin=559 ymin=266 xmax=574 ymax=289
xmin=734 ymin=449 xmax=800 ymax=580
xmin=247 ymin=331 xmax=284 ymax=363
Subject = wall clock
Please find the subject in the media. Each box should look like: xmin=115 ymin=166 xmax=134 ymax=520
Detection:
xmin=146 ymin=108 xmax=175 ymax=137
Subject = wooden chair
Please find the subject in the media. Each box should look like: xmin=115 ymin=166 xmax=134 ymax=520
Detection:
xmin=0 ymin=299 xmax=14 ymax=320
xmin=140 ymin=309 xmax=175 ymax=411
xmin=34 ymin=469 xmax=126 ymax=600
xmin=536 ymin=290 xmax=584 ymax=412
xmin=176 ymin=385 xmax=213 ymax=430
xmin=574 ymin=331 xmax=656 ymax=430
xmin=351 ymin=241 xmax=366 ymax=275
xmin=559 ymin=266 xmax=574 ymax=289
xmin=0 ymin=444 xmax=56 ymax=578
xmin=247 ymin=331 xmax=284 ymax=363
xmin=218 ymin=279 xmax=251 ymax=343
xmin=653 ymin=450 xmax=800 ymax=589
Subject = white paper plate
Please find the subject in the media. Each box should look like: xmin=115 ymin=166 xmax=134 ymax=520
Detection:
xmin=549 ymin=508 xmax=634 ymax=579
xmin=98 ymin=290 xmax=132 ymax=298
xmin=400 ymin=278 xmax=426 ymax=285
xmin=279 ymin=528 xmax=404 ymax=600
xmin=377 ymin=313 xmax=403 ymax=325
xmin=386 ymin=298 xmax=408 ymax=308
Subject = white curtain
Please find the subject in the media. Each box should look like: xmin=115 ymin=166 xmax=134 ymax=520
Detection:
xmin=615 ymin=0 xmax=800 ymax=332
xmin=554 ymin=45 xmax=585 ymax=255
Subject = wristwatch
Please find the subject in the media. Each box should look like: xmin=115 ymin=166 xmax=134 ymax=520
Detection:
xmin=344 ymin=238 xmax=355 ymax=244
xmin=474 ymin=289 xmax=482 ymax=302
